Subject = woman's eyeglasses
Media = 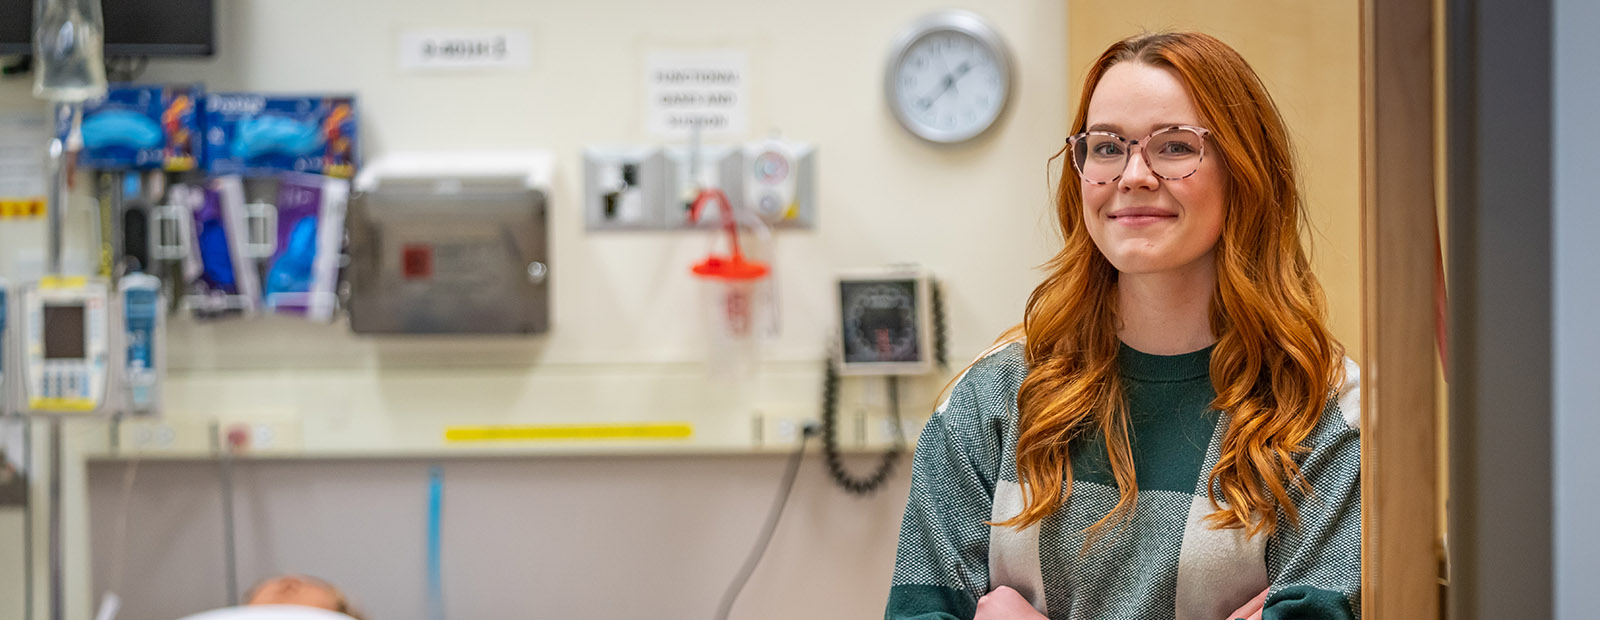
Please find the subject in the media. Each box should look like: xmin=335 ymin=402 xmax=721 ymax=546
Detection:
xmin=1066 ymin=125 xmax=1211 ymax=184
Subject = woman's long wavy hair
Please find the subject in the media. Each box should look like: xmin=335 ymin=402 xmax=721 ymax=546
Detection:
xmin=996 ymin=32 xmax=1345 ymax=540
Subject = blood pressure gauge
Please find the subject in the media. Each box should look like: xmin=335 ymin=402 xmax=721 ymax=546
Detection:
xmin=836 ymin=267 xmax=934 ymax=376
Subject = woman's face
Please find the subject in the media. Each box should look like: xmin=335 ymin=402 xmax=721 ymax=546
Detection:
xmin=1080 ymin=62 xmax=1226 ymax=278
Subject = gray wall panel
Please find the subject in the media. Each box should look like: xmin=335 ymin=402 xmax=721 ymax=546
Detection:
xmin=1553 ymin=0 xmax=1600 ymax=616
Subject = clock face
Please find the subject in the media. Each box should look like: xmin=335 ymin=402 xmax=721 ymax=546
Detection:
xmin=886 ymin=13 xmax=1012 ymax=144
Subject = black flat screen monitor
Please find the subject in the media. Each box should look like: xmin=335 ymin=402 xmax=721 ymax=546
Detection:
xmin=0 ymin=0 xmax=215 ymax=57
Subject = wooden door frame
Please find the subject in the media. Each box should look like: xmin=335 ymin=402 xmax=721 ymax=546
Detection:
xmin=1360 ymin=0 xmax=1443 ymax=618
xmin=1365 ymin=0 xmax=1562 ymax=617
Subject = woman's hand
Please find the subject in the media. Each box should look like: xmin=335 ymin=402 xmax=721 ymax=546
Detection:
xmin=1224 ymin=588 xmax=1268 ymax=620
xmin=974 ymin=586 xmax=1046 ymax=620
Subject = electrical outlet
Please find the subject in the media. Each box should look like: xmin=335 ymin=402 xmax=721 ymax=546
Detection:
xmin=119 ymin=419 xmax=219 ymax=454
xmin=212 ymin=413 xmax=303 ymax=454
xmin=124 ymin=421 xmax=180 ymax=451
xmin=864 ymin=413 xmax=924 ymax=448
xmin=757 ymin=412 xmax=818 ymax=447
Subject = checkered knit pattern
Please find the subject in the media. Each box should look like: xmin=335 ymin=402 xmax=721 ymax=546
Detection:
xmin=887 ymin=342 xmax=1361 ymax=620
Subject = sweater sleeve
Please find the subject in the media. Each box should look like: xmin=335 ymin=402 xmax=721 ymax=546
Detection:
xmin=1262 ymin=402 xmax=1363 ymax=620
xmin=885 ymin=369 xmax=1006 ymax=620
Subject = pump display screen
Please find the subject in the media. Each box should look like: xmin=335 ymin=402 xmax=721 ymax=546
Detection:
xmin=43 ymin=305 xmax=86 ymax=360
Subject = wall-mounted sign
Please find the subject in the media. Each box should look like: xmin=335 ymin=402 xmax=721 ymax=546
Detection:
xmin=645 ymin=50 xmax=749 ymax=138
xmin=398 ymin=29 xmax=533 ymax=71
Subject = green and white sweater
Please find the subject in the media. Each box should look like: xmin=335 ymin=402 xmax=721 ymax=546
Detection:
xmin=887 ymin=342 xmax=1361 ymax=620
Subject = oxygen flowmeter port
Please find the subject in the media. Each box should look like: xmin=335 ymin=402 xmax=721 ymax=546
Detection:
xmin=582 ymin=147 xmax=669 ymax=230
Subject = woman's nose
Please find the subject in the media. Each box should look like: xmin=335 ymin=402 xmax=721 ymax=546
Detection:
xmin=1117 ymin=145 xmax=1160 ymax=191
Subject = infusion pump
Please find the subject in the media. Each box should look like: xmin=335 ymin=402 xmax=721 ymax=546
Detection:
xmin=24 ymin=277 xmax=109 ymax=413
xmin=0 ymin=275 xmax=163 ymax=417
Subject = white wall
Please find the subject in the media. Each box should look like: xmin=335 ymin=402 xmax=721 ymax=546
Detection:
xmin=1553 ymin=0 xmax=1599 ymax=616
xmin=0 ymin=1 xmax=1070 ymax=618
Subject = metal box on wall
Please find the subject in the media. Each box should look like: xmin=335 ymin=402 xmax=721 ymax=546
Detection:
xmin=347 ymin=153 xmax=552 ymax=334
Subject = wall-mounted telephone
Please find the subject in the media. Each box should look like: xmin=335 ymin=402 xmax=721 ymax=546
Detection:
xmin=821 ymin=266 xmax=947 ymax=495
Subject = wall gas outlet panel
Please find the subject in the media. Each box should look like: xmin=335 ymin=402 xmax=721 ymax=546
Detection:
xmin=662 ymin=144 xmax=741 ymax=228
xmin=583 ymin=147 xmax=668 ymax=230
xmin=741 ymin=139 xmax=816 ymax=229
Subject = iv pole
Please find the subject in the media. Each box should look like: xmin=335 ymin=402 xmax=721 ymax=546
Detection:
xmin=34 ymin=0 xmax=107 ymax=616
xmin=43 ymin=104 xmax=74 ymax=620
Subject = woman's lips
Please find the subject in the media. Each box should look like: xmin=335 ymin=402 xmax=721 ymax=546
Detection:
xmin=1109 ymin=208 xmax=1177 ymax=226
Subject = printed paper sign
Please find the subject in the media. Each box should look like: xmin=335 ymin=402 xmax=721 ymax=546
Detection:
xmin=645 ymin=50 xmax=748 ymax=138
xmin=0 ymin=112 xmax=47 ymax=219
xmin=399 ymin=29 xmax=532 ymax=70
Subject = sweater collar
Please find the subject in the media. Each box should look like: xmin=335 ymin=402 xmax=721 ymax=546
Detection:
xmin=1117 ymin=342 xmax=1214 ymax=382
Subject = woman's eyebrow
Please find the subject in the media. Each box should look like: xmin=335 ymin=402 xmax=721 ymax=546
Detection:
xmin=1086 ymin=122 xmax=1192 ymax=134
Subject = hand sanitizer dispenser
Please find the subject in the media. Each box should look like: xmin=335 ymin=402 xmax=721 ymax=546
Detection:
xmin=119 ymin=273 xmax=162 ymax=414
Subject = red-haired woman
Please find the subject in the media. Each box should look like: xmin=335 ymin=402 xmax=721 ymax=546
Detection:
xmin=887 ymin=31 xmax=1361 ymax=620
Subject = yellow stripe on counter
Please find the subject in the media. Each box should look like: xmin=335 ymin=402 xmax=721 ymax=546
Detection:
xmin=445 ymin=423 xmax=694 ymax=442
xmin=29 ymin=397 xmax=99 ymax=413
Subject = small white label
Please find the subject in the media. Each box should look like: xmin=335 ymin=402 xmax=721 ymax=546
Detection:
xmin=398 ymin=29 xmax=532 ymax=70
xmin=645 ymin=50 xmax=749 ymax=138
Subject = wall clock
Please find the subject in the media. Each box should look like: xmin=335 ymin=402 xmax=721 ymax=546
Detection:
xmin=884 ymin=10 xmax=1015 ymax=144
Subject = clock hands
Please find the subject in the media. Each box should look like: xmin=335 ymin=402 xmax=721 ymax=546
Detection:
xmin=886 ymin=12 xmax=1011 ymax=143
xmin=916 ymin=61 xmax=973 ymax=110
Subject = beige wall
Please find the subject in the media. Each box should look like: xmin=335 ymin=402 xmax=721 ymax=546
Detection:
xmin=0 ymin=2 xmax=1376 ymax=618
xmin=0 ymin=1 xmax=1072 ymax=618
xmin=1068 ymin=2 xmax=1364 ymax=360
xmin=0 ymin=0 xmax=1076 ymax=452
